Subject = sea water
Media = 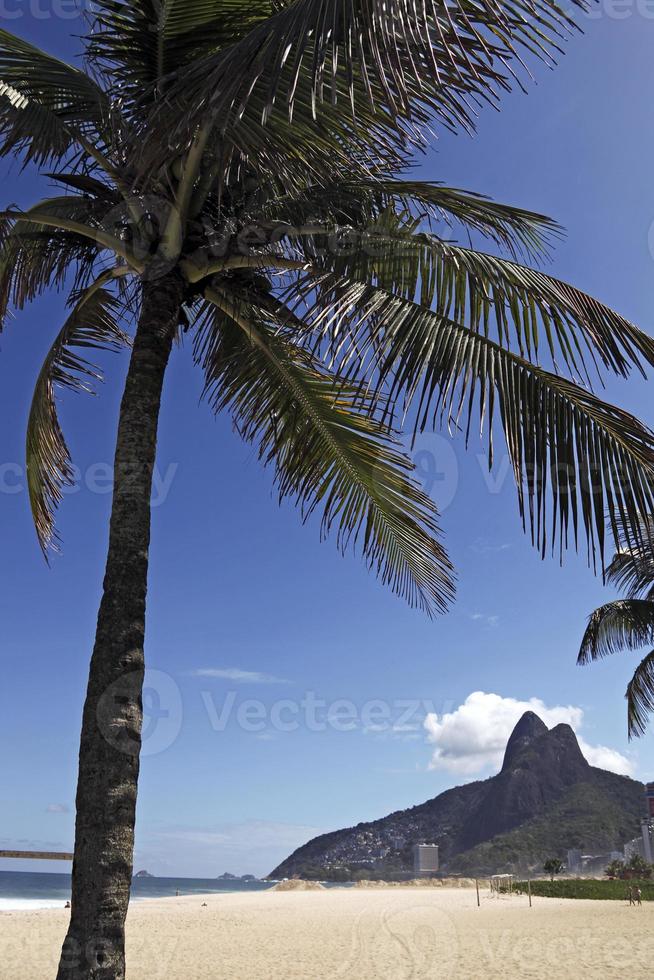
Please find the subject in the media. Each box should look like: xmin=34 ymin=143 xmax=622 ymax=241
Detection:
xmin=0 ymin=871 xmax=274 ymax=911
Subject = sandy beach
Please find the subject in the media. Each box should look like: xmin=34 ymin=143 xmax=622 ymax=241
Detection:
xmin=1 ymin=885 xmax=653 ymax=979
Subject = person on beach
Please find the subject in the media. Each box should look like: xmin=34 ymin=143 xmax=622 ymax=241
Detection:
xmin=627 ymin=886 xmax=634 ymax=905
xmin=635 ymin=887 xmax=642 ymax=907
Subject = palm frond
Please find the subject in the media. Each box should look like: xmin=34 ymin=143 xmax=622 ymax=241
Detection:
xmin=254 ymin=179 xmax=560 ymax=261
xmin=0 ymin=196 xmax=119 ymax=324
xmin=0 ymin=233 xmax=99 ymax=327
xmin=626 ymin=651 xmax=654 ymax=739
xmin=196 ymin=181 xmax=654 ymax=392
xmin=603 ymin=514 xmax=654 ymax=599
xmin=197 ymin=286 xmax=455 ymax=615
xmin=337 ymin=180 xmax=562 ymax=261
xmin=1 ymin=195 xmax=143 ymax=270
xmin=284 ymin=274 xmax=654 ymax=568
xmin=0 ymin=232 xmax=103 ymax=333
xmin=578 ymin=599 xmax=654 ymax=663
xmin=292 ymin=225 xmax=654 ymax=385
xmin=155 ymin=0 xmax=588 ymax=171
xmin=0 ymin=29 xmax=116 ymax=166
xmin=210 ymin=75 xmax=419 ymax=198
xmin=45 ymin=172 xmax=117 ymax=199
xmin=9 ymin=194 xmax=111 ymax=231
xmin=26 ymin=276 xmax=130 ymax=554
xmin=606 ymin=549 xmax=654 ymax=600
xmin=87 ymin=0 xmax=278 ymax=107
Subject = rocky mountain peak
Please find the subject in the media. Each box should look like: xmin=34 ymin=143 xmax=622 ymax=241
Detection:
xmin=501 ymin=711 xmax=549 ymax=771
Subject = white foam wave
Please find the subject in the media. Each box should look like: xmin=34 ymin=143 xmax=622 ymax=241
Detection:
xmin=0 ymin=898 xmax=68 ymax=911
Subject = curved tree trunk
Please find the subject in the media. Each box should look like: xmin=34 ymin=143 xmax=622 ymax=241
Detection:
xmin=56 ymin=273 xmax=184 ymax=980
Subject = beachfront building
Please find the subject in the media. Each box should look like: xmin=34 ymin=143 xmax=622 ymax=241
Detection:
xmin=412 ymin=843 xmax=439 ymax=875
xmin=640 ymin=783 xmax=654 ymax=863
xmin=567 ymin=849 xmax=582 ymax=874
xmin=579 ymin=853 xmax=618 ymax=875
xmin=624 ymin=837 xmax=645 ymax=861
xmin=646 ymin=783 xmax=654 ymax=818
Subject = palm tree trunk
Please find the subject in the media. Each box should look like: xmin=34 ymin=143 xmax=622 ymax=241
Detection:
xmin=56 ymin=273 xmax=185 ymax=980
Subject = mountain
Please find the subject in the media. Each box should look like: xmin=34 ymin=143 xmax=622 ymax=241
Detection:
xmin=270 ymin=713 xmax=645 ymax=878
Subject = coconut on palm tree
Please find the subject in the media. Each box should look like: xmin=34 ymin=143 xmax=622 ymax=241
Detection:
xmin=3 ymin=2 xmax=654 ymax=978
xmin=579 ymin=517 xmax=654 ymax=738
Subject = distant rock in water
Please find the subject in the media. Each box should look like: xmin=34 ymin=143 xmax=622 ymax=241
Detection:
xmin=270 ymin=713 xmax=645 ymax=878
xmin=216 ymin=873 xmax=259 ymax=881
xmin=134 ymin=870 xmax=154 ymax=878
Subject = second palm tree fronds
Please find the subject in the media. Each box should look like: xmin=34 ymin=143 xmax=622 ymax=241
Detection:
xmin=579 ymin=518 xmax=654 ymax=738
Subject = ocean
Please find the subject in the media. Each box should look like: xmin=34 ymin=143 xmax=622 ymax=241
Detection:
xmin=0 ymin=871 xmax=274 ymax=911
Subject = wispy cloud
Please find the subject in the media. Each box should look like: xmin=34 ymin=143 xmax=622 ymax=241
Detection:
xmin=469 ymin=539 xmax=511 ymax=555
xmin=363 ymin=721 xmax=422 ymax=742
xmin=376 ymin=764 xmax=423 ymax=775
xmin=191 ymin=667 xmax=290 ymax=685
xmin=46 ymin=804 xmax=70 ymax=814
xmin=470 ymin=612 xmax=500 ymax=628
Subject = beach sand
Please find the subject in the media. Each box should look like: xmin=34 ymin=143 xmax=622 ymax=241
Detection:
xmin=1 ymin=886 xmax=653 ymax=979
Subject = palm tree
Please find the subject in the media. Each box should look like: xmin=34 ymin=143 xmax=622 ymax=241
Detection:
xmin=543 ymin=857 xmax=564 ymax=881
xmin=3 ymin=2 xmax=654 ymax=977
xmin=579 ymin=518 xmax=654 ymax=739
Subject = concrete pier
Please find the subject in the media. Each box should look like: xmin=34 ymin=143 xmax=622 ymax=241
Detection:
xmin=0 ymin=850 xmax=73 ymax=861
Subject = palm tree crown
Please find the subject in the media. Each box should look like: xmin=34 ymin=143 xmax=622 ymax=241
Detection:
xmin=4 ymin=2 xmax=654 ymax=616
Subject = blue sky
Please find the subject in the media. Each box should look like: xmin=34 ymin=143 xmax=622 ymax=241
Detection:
xmin=1 ymin=6 xmax=654 ymax=878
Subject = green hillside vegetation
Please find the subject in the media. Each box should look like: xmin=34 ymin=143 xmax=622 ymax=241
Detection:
xmin=450 ymin=779 xmax=644 ymax=874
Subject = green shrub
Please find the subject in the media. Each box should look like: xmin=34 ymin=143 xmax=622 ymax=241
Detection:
xmin=515 ymin=879 xmax=654 ymax=900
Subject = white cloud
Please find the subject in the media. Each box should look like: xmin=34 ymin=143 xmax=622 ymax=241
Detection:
xmin=424 ymin=691 xmax=633 ymax=777
xmin=470 ymin=613 xmax=500 ymax=628
xmin=577 ymin=739 xmax=633 ymax=776
xmin=46 ymin=804 xmax=69 ymax=814
xmin=469 ymin=540 xmax=511 ymax=555
xmin=191 ymin=668 xmax=290 ymax=684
